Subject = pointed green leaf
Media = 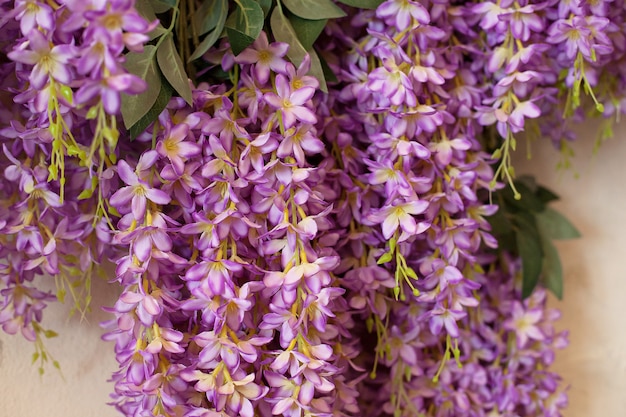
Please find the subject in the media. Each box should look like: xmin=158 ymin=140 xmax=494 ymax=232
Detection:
xmin=308 ymin=49 xmax=328 ymax=93
xmin=191 ymin=0 xmax=225 ymax=37
xmin=336 ymin=0 xmax=384 ymax=9
xmin=134 ymin=1 xmax=167 ymax=39
xmin=535 ymin=185 xmax=560 ymax=204
xmin=503 ymin=181 xmax=546 ymax=213
xmin=121 ymin=46 xmax=161 ymax=129
xmin=540 ymin=235 xmax=563 ymax=299
xmin=289 ymin=15 xmax=327 ymax=50
xmin=129 ymin=76 xmax=174 ymax=139
xmin=149 ymin=0 xmax=176 ymax=13
xmin=517 ymin=175 xmax=537 ymax=192
xmin=189 ymin=0 xmax=228 ymax=61
xmin=271 ymin=5 xmax=307 ymax=65
xmin=512 ymin=214 xmax=543 ymax=298
xmin=225 ymin=0 xmax=264 ymax=55
xmin=157 ymin=34 xmax=193 ymax=105
xmin=536 ymin=207 xmax=581 ymax=240
xmin=318 ymin=52 xmax=338 ymax=83
xmin=255 ymin=0 xmax=272 ymax=16
xmin=271 ymin=5 xmax=327 ymax=91
xmin=516 ymin=226 xmax=543 ymax=299
xmin=283 ymin=0 xmax=346 ymax=19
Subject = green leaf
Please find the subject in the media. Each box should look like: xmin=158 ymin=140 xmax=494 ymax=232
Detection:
xmin=516 ymin=175 xmax=538 ymax=192
xmin=486 ymin=207 xmax=517 ymax=251
xmin=308 ymin=49 xmax=328 ymax=93
xmin=540 ymin=235 xmax=563 ymax=299
xmin=271 ymin=4 xmax=327 ymax=91
xmin=225 ymin=0 xmax=264 ymax=55
xmin=512 ymin=213 xmax=544 ymax=296
xmin=192 ymin=0 xmax=223 ymax=37
xmin=271 ymin=5 xmax=307 ymax=65
xmin=503 ymin=181 xmax=546 ymax=213
xmin=134 ymin=1 xmax=167 ymax=39
xmin=121 ymin=46 xmax=161 ymax=129
xmin=255 ymin=0 xmax=272 ymax=16
xmin=129 ymin=77 xmax=174 ymax=139
xmin=149 ymin=0 xmax=176 ymax=13
xmin=536 ymin=207 xmax=581 ymax=240
xmin=157 ymin=34 xmax=193 ymax=105
xmin=535 ymin=185 xmax=560 ymax=204
xmin=318 ymin=52 xmax=338 ymax=83
xmin=282 ymin=0 xmax=346 ymax=19
xmin=515 ymin=221 xmax=544 ymax=299
xmin=189 ymin=0 xmax=228 ymax=61
xmin=288 ymin=15 xmax=327 ymax=50
xmin=336 ymin=0 xmax=384 ymax=9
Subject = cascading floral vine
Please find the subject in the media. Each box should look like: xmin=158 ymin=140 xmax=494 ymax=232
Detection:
xmin=0 ymin=0 xmax=617 ymax=416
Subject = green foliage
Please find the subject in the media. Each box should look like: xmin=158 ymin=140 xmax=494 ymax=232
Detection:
xmin=157 ymin=34 xmax=193 ymax=105
xmin=121 ymin=46 xmax=161 ymax=129
xmin=535 ymin=208 xmax=581 ymax=240
xmin=125 ymin=0 xmax=383 ymax=136
xmin=270 ymin=3 xmax=328 ymax=92
xmin=288 ymin=15 xmax=327 ymax=50
xmin=130 ymin=76 xmax=174 ymax=139
xmin=225 ymin=0 xmax=265 ymax=55
xmin=189 ymin=0 xmax=228 ymax=61
xmin=192 ymin=0 xmax=226 ymax=36
xmin=255 ymin=0 xmax=272 ymax=15
xmin=336 ymin=0 xmax=384 ymax=8
xmin=149 ymin=0 xmax=177 ymax=13
xmin=282 ymin=0 xmax=346 ymax=19
xmin=488 ymin=176 xmax=581 ymax=299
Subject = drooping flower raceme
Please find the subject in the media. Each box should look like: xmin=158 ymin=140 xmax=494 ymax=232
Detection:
xmin=0 ymin=1 xmax=595 ymax=416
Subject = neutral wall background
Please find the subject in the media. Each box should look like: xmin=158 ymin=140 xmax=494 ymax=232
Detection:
xmin=0 ymin=122 xmax=624 ymax=417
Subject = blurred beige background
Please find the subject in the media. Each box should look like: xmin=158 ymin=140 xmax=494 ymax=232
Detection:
xmin=0 ymin=122 xmax=625 ymax=416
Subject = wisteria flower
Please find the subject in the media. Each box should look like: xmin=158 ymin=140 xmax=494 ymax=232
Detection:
xmin=8 ymin=30 xmax=74 ymax=89
xmin=109 ymin=160 xmax=171 ymax=220
xmin=236 ymin=32 xmax=289 ymax=84
xmin=504 ymin=302 xmax=545 ymax=348
xmin=264 ymin=75 xmax=317 ymax=128
xmin=156 ymin=124 xmax=201 ymax=175
xmin=377 ymin=0 xmax=430 ymax=30
xmin=368 ymin=200 xmax=430 ymax=240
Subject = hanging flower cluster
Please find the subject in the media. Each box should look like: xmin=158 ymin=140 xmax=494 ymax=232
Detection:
xmin=0 ymin=0 xmax=617 ymax=416
xmin=0 ymin=0 xmax=150 ymax=365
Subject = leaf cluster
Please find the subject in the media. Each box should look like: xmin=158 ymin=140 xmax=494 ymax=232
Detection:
xmin=487 ymin=176 xmax=581 ymax=299
xmin=123 ymin=0 xmax=382 ymax=137
xmin=123 ymin=0 xmax=193 ymax=138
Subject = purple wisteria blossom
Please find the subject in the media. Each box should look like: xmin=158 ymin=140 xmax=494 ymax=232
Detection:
xmin=0 ymin=0 xmax=598 ymax=416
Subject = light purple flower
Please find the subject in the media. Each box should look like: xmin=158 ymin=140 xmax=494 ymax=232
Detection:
xmin=264 ymin=75 xmax=317 ymax=128
xmin=156 ymin=123 xmax=201 ymax=175
xmin=8 ymin=30 xmax=74 ymax=89
xmin=368 ymin=200 xmax=430 ymax=240
xmin=377 ymin=0 xmax=430 ymax=30
xmin=236 ymin=32 xmax=289 ymax=84
xmin=504 ymin=302 xmax=545 ymax=348
xmin=109 ymin=160 xmax=171 ymax=221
